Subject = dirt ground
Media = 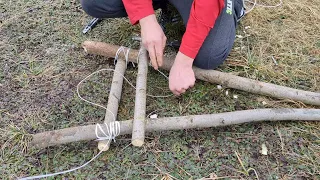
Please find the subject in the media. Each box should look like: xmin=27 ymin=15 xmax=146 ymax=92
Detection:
xmin=0 ymin=0 xmax=319 ymax=179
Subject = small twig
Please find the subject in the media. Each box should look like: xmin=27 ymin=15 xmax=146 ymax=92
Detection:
xmin=235 ymin=151 xmax=248 ymax=176
xmin=271 ymin=56 xmax=278 ymax=66
xmin=235 ymin=151 xmax=260 ymax=180
xmin=175 ymin=163 xmax=192 ymax=177
xmin=276 ymin=126 xmax=285 ymax=154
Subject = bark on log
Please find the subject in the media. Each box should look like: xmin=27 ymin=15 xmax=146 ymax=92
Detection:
xmin=97 ymin=58 xmax=127 ymax=151
xmin=82 ymin=41 xmax=320 ymax=106
xmin=132 ymin=47 xmax=148 ymax=147
xmin=31 ymin=108 xmax=320 ymax=148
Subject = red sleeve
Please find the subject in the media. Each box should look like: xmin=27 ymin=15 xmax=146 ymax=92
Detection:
xmin=179 ymin=0 xmax=225 ymax=59
xmin=122 ymin=0 xmax=155 ymax=25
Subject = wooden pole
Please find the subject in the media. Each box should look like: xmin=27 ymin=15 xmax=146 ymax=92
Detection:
xmin=97 ymin=57 xmax=127 ymax=151
xmin=82 ymin=41 xmax=320 ymax=106
xmin=131 ymin=47 xmax=148 ymax=147
xmin=31 ymin=108 xmax=320 ymax=148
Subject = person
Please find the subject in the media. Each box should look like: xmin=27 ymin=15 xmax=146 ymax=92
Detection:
xmin=80 ymin=0 xmax=245 ymax=95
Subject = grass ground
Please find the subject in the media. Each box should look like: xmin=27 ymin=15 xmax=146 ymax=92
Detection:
xmin=0 ymin=0 xmax=319 ymax=179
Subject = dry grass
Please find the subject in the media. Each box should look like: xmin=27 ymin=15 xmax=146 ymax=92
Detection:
xmin=0 ymin=0 xmax=319 ymax=179
xmin=228 ymin=0 xmax=320 ymax=92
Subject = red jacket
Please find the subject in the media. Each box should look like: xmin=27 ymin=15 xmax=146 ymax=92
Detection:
xmin=122 ymin=0 xmax=225 ymax=59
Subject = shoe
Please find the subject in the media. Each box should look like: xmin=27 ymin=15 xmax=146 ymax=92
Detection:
xmin=237 ymin=7 xmax=246 ymax=22
xmin=159 ymin=3 xmax=182 ymax=32
xmin=237 ymin=0 xmax=246 ymax=22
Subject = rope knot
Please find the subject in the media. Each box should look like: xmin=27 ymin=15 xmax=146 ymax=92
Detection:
xmin=114 ymin=46 xmax=132 ymax=67
xmin=95 ymin=121 xmax=120 ymax=143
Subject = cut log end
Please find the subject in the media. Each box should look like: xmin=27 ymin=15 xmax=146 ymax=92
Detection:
xmin=132 ymin=139 xmax=144 ymax=147
xmin=98 ymin=141 xmax=110 ymax=151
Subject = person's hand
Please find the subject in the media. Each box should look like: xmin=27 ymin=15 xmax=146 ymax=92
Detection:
xmin=169 ymin=52 xmax=195 ymax=95
xmin=139 ymin=14 xmax=167 ymax=70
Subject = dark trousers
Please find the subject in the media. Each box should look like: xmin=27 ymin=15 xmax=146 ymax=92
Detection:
xmin=80 ymin=0 xmax=244 ymax=69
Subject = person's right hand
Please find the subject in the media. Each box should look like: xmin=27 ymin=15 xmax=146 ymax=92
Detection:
xmin=139 ymin=14 xmax=167 ymax=70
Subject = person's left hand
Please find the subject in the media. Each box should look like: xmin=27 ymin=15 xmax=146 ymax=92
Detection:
xmin=169 ymin=51 xmax=195 ymax=95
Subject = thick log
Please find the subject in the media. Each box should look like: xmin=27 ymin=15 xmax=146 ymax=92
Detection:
xmin=82 ymin=41 xmax=320 ymax=106
xmin=131 ymin=47 xmax=148 ymax=147
xmin=97 ymin=57 xmax=127 ymax=151
xmin=31 ymin=108 xmax=320 ymax=148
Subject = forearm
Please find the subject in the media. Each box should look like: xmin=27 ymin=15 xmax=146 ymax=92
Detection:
xmin=179 ymin=0 xmax=225 ymax=59
xmin=122 ymin=0 xmax=155 ymax=25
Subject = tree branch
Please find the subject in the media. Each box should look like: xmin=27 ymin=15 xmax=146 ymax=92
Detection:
xmin=82 ymin=41 xmax=320 ymax=106
xmin=31 ymin=108 xmax=320 ymax=148
xmin=97 ymin=57 xmax=127 ymax=151
xmin=132 ymin=47 xmax=148 ymax=147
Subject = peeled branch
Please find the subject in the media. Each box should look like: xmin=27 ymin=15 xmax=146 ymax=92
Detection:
xmin=97 ymin=57 xmax=127 ymax=151
xmin=131 ymin=47 xmax=148 ymax=147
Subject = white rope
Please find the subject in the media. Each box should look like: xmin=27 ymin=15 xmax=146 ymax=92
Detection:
xmin=113 ymin=45 xmax=171 ymax=98
xmin=157 ymin=69 xmax=169 ymax=79
xmin=20 ymin=45 xmax=172 ymax=179
xmin=114 ymin=46 xmax=131 ymax=67
xmin=95 ymin=121 xmax=121 ymax=142
xmin=19 ymin=122 xmax=120 ymax=180
xmin=246 ymin=0 xmax=282 ymax=8
xmin=244 ymin=0 xmax=283 ymax=14
xmin=77 ymin=68 xmax=171 ymax=99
